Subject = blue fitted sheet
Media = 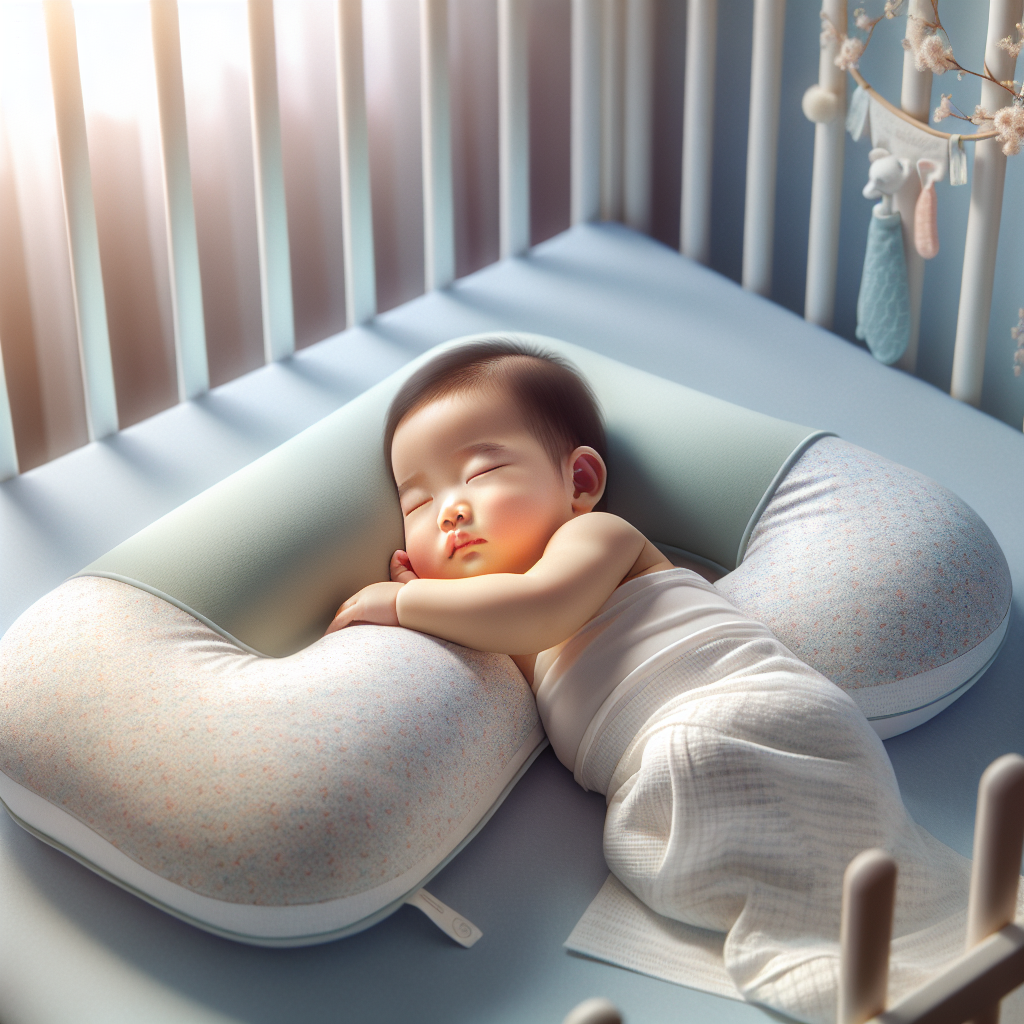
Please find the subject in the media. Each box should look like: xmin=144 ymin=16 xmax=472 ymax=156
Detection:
xmin=1 ymin=223 xmax=1020 ymax=1024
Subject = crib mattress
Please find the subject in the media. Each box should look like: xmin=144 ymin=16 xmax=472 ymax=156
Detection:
xmin=1 ymin=223 xmax=1020 ymax=1024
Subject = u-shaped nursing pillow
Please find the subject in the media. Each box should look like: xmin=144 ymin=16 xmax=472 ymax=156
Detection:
xmin=0 ymin=334 xmax=1011 ymax=946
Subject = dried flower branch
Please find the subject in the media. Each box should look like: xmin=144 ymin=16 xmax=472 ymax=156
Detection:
xmin=1013 ymin=308 xmax=1024 ymax=378
xmin=993 ymin=104 xmax=1024 ymax=155
xmin=999 ymin=23 xmax=1023 ymax=61
xmin=825 ymin=7 xmax=887 ymax=71
xmin=827 ymin=1 xmax=1024 ymax=156
xmin=932 ymin=93 xmax=955 ymax=121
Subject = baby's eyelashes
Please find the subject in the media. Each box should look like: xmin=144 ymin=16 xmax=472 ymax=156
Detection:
xmin=466 ymin=462 xmax=508 ymax=482
xmin=401 ymin=496 xmax=431 ymax=516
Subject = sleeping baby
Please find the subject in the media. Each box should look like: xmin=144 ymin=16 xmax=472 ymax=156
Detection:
xmin=328 ymin=339 xmax=1008 ymax=1024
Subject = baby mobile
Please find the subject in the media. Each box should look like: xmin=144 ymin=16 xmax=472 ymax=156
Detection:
xmin=803 ymin=0 xmax=1023 ymax=366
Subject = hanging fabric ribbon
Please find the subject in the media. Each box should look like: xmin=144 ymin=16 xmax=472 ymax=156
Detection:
xmin=914 ymin=159 xmax=942 ymax=260
xmin=847 ymin=85 xmax=870 ymax=141
xmin=948 ymin=134 xmax=968 ymax=186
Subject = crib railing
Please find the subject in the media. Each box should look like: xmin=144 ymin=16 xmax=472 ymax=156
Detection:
xmin=840 ymin=754 xmax=1024 ymax=1024
xmin=0 ymin=0 xmax=1018 ymax=480
xmin=562 ymin=754 xmax=1024 ymax=1024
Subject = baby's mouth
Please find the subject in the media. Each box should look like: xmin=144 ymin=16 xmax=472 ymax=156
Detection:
xmin=447 ymin=532 xmax=485 ymax=559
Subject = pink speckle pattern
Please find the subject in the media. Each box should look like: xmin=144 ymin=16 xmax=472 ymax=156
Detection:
xmin=0 ymin=577 xmax=538 ymax=906
xmin=717 ymin=437 xmax=1010 ymax=699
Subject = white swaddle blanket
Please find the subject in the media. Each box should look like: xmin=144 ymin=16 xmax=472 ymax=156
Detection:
xmin=534 ymin=569 xmax=1023 ymax=1024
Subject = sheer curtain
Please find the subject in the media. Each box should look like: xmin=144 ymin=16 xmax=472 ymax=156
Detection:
xmin=0 ymin=0 xmax=574 ymax=473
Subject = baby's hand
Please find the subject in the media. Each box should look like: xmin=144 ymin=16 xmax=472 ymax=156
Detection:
xmin=390 ymin=550 xmax=419 ymax=584
xmin=326 ymin=582 xmax=403 ymax=634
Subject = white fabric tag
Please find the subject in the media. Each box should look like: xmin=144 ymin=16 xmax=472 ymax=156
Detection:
xmin=949 ymin=134 xmax=967 ymax=185
xmin=406 ymin=889 xmax=483 ymax=948
xmin=846 ymin=85 xmax=870 ymax=141
xmin=869 ymin=98 xmax=948 ymax=175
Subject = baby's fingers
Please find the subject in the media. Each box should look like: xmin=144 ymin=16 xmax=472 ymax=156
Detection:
xmin=325 ymin=607 xmax=352 ymax=635
xmin=326 ymin=596 xmax=360 ymax=634
xmin=390 ymin=550 xmax=418 ymax=583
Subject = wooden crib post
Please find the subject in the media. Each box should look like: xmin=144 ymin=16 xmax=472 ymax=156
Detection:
xmin=680 ymin=0 xmax=717 ymax=263
xmin=742 ymin=0 xmax=786 ymax=297
xmin=891 ymin=0 xmax=933 ymax=375
xmin=623 ymin=0 xmax=653 ymax=234
xmin=803 ymin=0 xmax=845 ymax=329
xmin=247 ymin=0 xmax=295 ymax=363
xmin=950 ymin=0 xmax=1023 ymax=407
xmin=838 ymin=848 xmax=897 ymax=1024
xmin=420 ymin=0 xmax=455 ymax=290
xmin=966 ymin=754 xmax=1024 ymax=1024
xmin=336 ymin=0 xmax=377 ymax=325
xmin=150 ymin=0 xmax=209 ymax=401
xmin=499 ymin=0 xmax=530 ymax=259
xmin=572 ymin=0 xmax=602 ymax=225
xmin=42 ymin=0 xmax=119 ymax=441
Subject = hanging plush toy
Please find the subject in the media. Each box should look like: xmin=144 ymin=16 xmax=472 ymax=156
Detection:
xmin=846 ymin=89 xmax=968 ymax=365
xmin=855 ymin=148 xmax=911 ymax=366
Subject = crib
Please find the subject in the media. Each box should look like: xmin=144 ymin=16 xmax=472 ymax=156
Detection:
xmin=0 ymin=1 xmax=1021 ymax=1022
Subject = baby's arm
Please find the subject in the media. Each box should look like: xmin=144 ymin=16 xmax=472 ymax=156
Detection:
xmin=340 ymin=512 xmax=644 ymax=654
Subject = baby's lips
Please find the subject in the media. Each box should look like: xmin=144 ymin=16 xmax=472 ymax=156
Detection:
xmin=446 ymin=532 xmax=485 ymax=558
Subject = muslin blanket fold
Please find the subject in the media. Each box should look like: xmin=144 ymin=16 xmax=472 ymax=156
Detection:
xmin=537 ymin=570 xmax=1024 ymax=1024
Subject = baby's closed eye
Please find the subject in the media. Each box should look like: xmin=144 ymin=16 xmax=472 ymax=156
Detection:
xmin=401 ymin=495 xmax=431 ymax=516
xmin=467 ymin=464 xmax=506 ymax=482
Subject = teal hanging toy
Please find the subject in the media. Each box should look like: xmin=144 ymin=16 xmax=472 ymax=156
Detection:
xmin=855 ymin=148 xmax=911 ymax=366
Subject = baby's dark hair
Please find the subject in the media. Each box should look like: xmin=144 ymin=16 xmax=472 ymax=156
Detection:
xmin=384 ymin=339 xmax=607 ymax=508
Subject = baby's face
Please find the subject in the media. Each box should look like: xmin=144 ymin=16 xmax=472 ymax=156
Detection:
xmin=391 ymin=389 xmax=576 ymax=579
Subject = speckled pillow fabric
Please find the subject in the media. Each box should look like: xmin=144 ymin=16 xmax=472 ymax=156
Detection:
xmin=0 ymin=576 xmax=543 ymax=946
xmin=717 ymin=436 xmax=1011 ymax=738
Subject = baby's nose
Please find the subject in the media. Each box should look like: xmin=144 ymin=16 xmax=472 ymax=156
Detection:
xmin=439 ymin=501 xmax=472 ymax=532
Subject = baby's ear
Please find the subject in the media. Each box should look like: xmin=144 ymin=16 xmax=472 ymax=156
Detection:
xmin=568 ymin=448 xmax=606 ymax=512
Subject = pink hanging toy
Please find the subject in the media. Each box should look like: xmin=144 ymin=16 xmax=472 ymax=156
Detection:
xmin=914 ymin=159 xmax=942 ymax=260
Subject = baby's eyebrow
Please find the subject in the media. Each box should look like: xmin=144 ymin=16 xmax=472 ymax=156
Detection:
xmin=461 ymin=441 xmax=510 ymax=456
xmin=395 ymin=471 xmax=424 ymax=497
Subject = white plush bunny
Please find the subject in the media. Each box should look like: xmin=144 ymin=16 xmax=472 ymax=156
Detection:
xmin=862 ymin=148 xmax=911 ymax=215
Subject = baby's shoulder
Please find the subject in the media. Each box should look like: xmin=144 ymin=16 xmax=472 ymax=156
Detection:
xmin=562 ymin=511 xmax=643 ymax=542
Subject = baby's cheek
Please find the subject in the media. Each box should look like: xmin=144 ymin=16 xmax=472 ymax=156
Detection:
xmin=404 ymin=533 xmax=449 ymax=580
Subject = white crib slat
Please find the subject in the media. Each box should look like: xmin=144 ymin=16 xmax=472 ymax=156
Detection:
xmin=247 ymin=0 xmax=295 ymax=363
xmin=965 ymin=754 xmax=1024 ymax=1024
xmin=742 ymin=0 xmax=785 ymax=297
xmin=803 ymin=0 xmax=846 ymax=327
xmin=336 ymin=0 xmax=376 ymax=325
xmin=893 ymin=0 xmax=934 ymax=374
xmin=680 ymin=0 xmax=717 ymax=263
xmin=0 ymin=344 xmax=18 ymax=480
xmin=600 ymin=0 xmax=624 ymax=222
xmin=950 ymin=0 xmax=1023 ymax=407
xmin=623 ymin=0 xmax=653 ymax=234
xmin=968 ymin=755 xmax=1024 ymax=944
xmin=43 ymin=0 xmax=119 ymax=442
xmin=839 ymin=849 xmax=896 ymax=1024
xmin=499 ymin=0 xmax=530 ymax=259
xmin=151 ymin=0 xmax=209 ymax=401
xmin=571 ymin=0 xmax=601 ymax=225
xmin=420 ymin=0 xmax=455 ymax=291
